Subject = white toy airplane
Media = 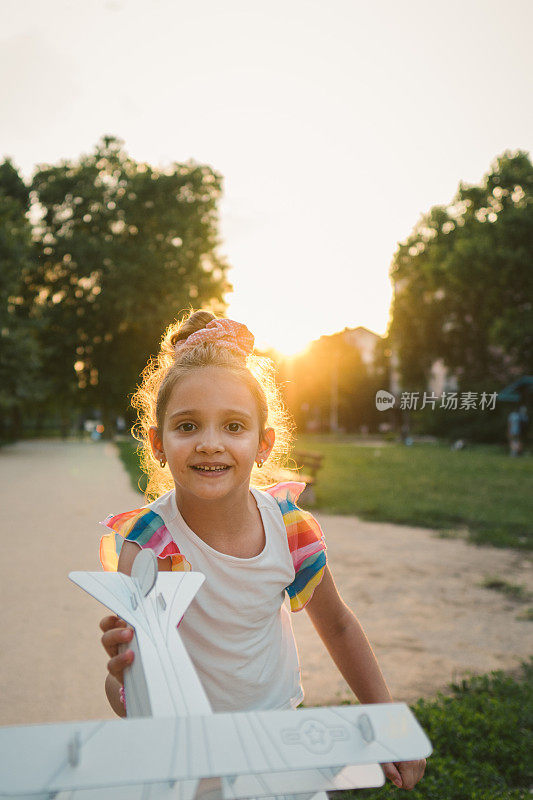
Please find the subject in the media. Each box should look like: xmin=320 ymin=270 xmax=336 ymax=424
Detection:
xmin=0 ymin=550 xmax=432 ymax=798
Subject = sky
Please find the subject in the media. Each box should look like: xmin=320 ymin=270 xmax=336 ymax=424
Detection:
xmin=1 ymin=0 xmax=532 ymax=354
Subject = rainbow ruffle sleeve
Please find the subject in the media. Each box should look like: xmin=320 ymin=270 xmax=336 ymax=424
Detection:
xmin=99 ymin=507 xmax=191 ymax=572
xmin=265 ymin=482 xmax=327 ymax=612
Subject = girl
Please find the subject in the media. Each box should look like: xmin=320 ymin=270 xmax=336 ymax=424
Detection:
xmin=99 ymin=310 xmax=426 ymax=791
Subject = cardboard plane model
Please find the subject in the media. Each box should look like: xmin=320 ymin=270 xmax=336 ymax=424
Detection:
xmin=0 ymin=550 xmax=432 ymax=798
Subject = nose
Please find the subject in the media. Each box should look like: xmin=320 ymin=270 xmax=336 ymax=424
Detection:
xmin=195 ymin=426 xmax=224 ymax=454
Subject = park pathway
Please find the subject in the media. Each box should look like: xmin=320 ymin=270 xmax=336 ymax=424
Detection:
xmin=1 ymin=439 xmax=531 ymax=726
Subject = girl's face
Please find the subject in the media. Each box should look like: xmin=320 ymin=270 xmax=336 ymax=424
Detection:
xmin=150 ymin=367 xmax=274 ymax=502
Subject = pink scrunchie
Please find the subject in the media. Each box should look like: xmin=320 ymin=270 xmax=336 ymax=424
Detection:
xmin=174 ymin=318 xmax=254 ymax=359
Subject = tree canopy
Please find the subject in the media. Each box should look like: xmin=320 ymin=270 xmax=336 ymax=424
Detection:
xmin=389 ymin=150 xmax=533 ymax=390
xmin=23 ymin=136 xmax=231 ymax=427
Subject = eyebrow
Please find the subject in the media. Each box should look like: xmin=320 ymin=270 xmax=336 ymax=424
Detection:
xmin=168 ymin=409 xmax=254 ymax=421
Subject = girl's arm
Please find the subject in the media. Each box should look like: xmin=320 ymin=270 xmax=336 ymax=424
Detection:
xmin=304 ymin=566 xmax=393 ymax=704
xmin=305 ymin=566 xmax=426 ymax=790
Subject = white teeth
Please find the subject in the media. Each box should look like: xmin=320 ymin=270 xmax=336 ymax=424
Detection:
xmin=194 ymin=466 xmax=228 ymax=471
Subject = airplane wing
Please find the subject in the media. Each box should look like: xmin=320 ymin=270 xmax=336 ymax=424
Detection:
xmin=2 ymin=768 xmax=380 ymax=800
xmin=68 ymin=570 xmax=204 ymax=637
xmin=68 ymin=570 xmax=151 ymax=634
xmin=0 ymin=703 xmax=431 ymax=797
xmin=69 ymin=569 xmax=211 ymax=719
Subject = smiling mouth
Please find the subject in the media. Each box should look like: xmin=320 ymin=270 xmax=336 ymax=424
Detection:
xmin=190 ymin=465 xmax=231 ymax=473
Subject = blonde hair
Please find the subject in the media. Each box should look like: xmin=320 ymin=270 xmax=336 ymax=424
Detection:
xmin=132 ymin=309 xmax=294 ymax=500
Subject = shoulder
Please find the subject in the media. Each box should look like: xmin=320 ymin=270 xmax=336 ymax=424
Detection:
xmin=259 ymin=481 xmax=325 ymax=552
xmin=99 ymin=492 xmax=190 ymax=572
xmin=102 ymin=505 xmax=157 ymax=541
xmin=101 ymin=490 xmax=173 ymax=539
xmin=261 ymin=480 xmax=327 ymax=613
xmin=260 ymin=480 xmax=307 ymax=509
xmin=257 ymin=481 xmax=309 ymax=528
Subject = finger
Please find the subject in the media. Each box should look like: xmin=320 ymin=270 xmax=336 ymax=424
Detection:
xmin=107 ymin=650 xmax=134 ymax=685
xmin=397 ymin=760 xmax=425 ymax=791
xmin=381 ymin=761 xmax=402 ymax=788
xmin=415 ymin=758 xmax=426 ymax=777
xmin=101 ymin=626 xmax=133 ymax=657
xmin=398 ymin=766 xmax=414 ymax=791
xmin=99 ymin=615 xmax=119 ymax=633
xmin=101 ymin=626 xmax=133 ymax=658
xmin=99 ymin=615 xmax=127 ymax=633
xmin=415 ymin=758 xmax=427 ymax=784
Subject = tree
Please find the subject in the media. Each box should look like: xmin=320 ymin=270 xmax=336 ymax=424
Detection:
xmin=0 ymin=159 xmax=45 ymax=438
xmin=390 ymin=150 xmax=533 ymax=391
xmin=26 ymin=136 xmax=231 ymax=432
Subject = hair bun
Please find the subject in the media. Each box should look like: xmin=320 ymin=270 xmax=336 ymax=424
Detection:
xmin=170 ymin=310 xmax=215 ymax=348
xmin=174 ymin=318 xmax=254 ymax=359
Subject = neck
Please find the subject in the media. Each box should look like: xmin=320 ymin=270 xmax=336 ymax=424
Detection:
xmin=174 ymin=482 xmax=257 ymax=541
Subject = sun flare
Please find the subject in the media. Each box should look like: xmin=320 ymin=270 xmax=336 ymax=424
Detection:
xmin=255 ymin=330 xmax=313 ymax=359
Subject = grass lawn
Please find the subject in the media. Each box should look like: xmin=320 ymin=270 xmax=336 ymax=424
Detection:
xmin=116 ymin=438 xmax=149 ymax=495
xmin=293 ymin=434 xmax=532 ymax=551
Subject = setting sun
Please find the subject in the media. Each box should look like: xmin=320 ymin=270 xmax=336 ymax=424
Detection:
xmin=263 ymin=333 xmax=313 ymax=358
xmin=226 ymin=284 xmax=391 ymax=358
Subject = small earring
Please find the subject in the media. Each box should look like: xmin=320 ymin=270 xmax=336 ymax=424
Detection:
xmin=256 ymin=458 xmax=264 ymax=468
xmin=160 ymin=457 xmax=166 ymax=468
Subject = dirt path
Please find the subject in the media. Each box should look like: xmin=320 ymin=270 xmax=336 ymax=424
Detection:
xmin=0 ymin=439 xmax=531 ymax=725
xmin=292 ymin=513 xmax=532 ymax=706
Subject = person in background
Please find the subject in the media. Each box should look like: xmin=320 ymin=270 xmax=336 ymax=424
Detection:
xmin=508 ymin=407 xmax=522 ymax=456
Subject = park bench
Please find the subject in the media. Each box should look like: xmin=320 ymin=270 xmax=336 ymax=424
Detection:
xmin=270 ymin=449 xmax=324 ymax=504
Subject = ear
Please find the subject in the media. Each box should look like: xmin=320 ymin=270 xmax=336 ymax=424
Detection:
xmin=256 ymin=427 xmax=275 ymax=463
xmin=149 ymin=426 xmax=164 ymax=462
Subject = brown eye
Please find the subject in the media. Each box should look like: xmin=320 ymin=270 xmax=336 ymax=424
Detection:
xmin=177 ymin=422 xmax=196 ymax=432
xmin=227 ymin=422 xmax=243 ymax=433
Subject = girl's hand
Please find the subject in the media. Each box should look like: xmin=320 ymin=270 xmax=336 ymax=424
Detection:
xmin=382 ymin=759 xmax=426 ymax=790
xmin=99 ymin=614 xmax=134 ymax=686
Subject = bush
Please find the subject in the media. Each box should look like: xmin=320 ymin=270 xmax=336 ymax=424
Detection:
xmin=414 ymin=404 xmax=508 ymax=445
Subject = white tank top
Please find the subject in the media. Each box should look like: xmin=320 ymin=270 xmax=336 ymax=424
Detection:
xmin=147 ymin=487 xmax=304 ymax=712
